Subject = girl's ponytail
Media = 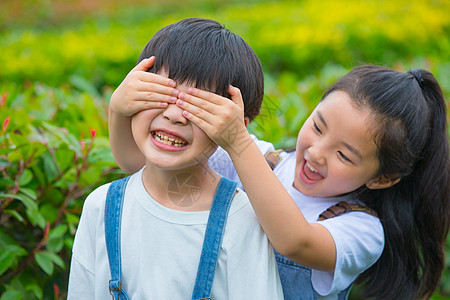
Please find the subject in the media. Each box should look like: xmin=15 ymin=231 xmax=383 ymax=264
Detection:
xmin=409 ymin=69 xmax=450 ymax=298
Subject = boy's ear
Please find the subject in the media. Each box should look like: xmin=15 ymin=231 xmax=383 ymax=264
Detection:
xmin=365 ymin=175 xmax=401 ymax=190
xmin=244 ymin=117 xmax=250 ymax=128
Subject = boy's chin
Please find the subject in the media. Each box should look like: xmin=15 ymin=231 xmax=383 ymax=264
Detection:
xmin=145 ymin=157 xmax=207 ymax=172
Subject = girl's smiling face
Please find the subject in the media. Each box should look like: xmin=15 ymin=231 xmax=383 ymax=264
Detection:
xmin=294 ymin=91 xmax=382 ymax=198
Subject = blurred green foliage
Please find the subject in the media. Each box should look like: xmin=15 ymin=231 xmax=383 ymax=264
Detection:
xmin=0 ymin=0 xmax=449 ymax=299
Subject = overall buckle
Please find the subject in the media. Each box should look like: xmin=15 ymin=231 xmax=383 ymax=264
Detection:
xmin=109 ymin=279 xmax=121 ymax=299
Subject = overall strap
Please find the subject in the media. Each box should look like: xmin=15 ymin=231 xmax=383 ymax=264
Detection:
xmin=264 ymin=150 xmax=283 ymax=170
xmin=191 ymin=177 xmax=238 ymax=300
xmin=318 ymin=201 xmax=378 ymax=221
xmin=105 ymin=176 xmax=131 ymax=300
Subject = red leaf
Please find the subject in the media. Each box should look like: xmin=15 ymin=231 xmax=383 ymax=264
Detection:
xmin=2 ymin=116 xmax=11 ymax=132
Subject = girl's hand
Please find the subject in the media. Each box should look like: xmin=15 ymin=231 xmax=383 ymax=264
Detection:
xmin=176 ymin=85 xmax=252 ymax=154
xmin=109 ymin=56 xmax=179 ymax=117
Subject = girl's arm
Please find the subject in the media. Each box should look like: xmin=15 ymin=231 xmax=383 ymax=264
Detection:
xmin=109 ymin=57 xmax=179 ymax=173
xmin=177 ymin=87 xmax=337 ymax=271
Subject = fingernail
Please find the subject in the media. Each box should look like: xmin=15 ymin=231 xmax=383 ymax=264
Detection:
xmin=182 ymin=111 xmax=190 ymax=117
xmin=169 ymin=81 xmax=176 ymax=87
xmin=169 ymin=96 xmax=177 ymax=103
xmin=179 ymin=93 xmax=186 ymax=100
xmin=161 ymin=102 xmax=168 ymax=107
xmin=187 ymin=87 xmax=194 ymax=94
xmin=172 ymin=89 xmax=179 ymax=96
xmin=176 ymin=99 xmax=185 ymax=106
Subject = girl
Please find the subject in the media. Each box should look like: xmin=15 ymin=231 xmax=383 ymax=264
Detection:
xmin=109 ymin=65 xmax=450 ymax=299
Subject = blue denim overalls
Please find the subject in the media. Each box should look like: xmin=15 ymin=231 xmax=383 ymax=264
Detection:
xmin=104 ymin=176 xmax=237 ymax=300
xmin=265 ymin=151 xmax=353 ymax=300
xmin=275 ymin=250 xmax=351 ymax=299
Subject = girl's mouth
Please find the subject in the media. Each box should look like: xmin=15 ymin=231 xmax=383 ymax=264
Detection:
xmin=299 ymin=160 xmax=325 ymax=184
xmin=151 ymin=130 xmax=189 ymax=151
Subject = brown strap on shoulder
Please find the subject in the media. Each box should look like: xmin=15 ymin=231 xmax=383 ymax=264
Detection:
xmin=264 ymin=150 xmax=283 ymax=170
xmin=318 ymin=201 xmax=378 ymax=221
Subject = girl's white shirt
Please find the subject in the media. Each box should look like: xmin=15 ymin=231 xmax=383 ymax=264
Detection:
xmin=209 ymin=135 xmax=385 ymax=298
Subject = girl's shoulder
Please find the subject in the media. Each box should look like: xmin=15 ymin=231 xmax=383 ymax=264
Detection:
xmin=312 ymin=208 xmax=384 ymax=296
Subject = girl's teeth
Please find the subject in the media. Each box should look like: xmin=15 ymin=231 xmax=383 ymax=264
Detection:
xmin=306 ymin=162 xmax=318 ymax=172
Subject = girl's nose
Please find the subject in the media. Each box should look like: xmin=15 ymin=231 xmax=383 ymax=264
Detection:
xmin=162 ymin=103 xmax=188 ymax=125
xmin=308 ymin=143 xmax=326 ymax=166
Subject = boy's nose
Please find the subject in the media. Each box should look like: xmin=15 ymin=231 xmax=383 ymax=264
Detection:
xmin=162 ymin=103 xmax=188 ymax=125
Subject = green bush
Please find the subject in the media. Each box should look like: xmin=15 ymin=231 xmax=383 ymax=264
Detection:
xmin=0 ymin=0 xmax=449 ymax=298
xmin=0 ymin=81 xmax=123 ymax=299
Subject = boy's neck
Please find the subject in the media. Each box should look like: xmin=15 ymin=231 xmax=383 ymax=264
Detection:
xmin=141 ymin=162 xmax=221 ymax=211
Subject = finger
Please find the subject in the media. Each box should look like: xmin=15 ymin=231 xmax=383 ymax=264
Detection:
xmin=138 ymin=71 xmax=177 ymax=89
xmin=178 ymin=91 xmax=223 ymax=115
xmin=186 ymin=87 xmax=229 ymax=106
xmin=137 ymin=81 xmax=179 ymax=96
xmin=135 ymin=90 xmax=178 ymax=104
xmin=228 ymin=85 xmax=244 ymax=110
xmin=134 ymin=99 xmax=169 ymax=110
xmin=176 ymin=99 xmax=216 ymax=125
xmin=181 ymin=110 xmax=215 ymax=134
xmin=132 ymin=56 xmax=155 ymax=72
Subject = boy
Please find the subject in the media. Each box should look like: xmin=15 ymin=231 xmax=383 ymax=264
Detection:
xmin=67 ymin=18 xmax=283 ymax=299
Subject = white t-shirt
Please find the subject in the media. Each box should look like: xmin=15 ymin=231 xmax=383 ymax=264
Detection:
xmin=67 ymin=168 xmax=284 ymax=299
xmin=209 ymin=137 xmax=385 ymax=299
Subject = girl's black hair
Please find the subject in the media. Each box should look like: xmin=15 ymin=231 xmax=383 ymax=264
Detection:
xmin=137 ymin=18 xmax=264 ymax=121
xmin=323 ymin=65 xmax=450 ymax=299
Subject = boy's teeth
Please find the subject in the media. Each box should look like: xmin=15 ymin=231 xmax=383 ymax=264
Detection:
xmin=154 ymin=131 xmax=187 ymax=146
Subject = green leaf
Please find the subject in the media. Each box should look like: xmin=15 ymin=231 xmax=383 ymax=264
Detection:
xmin=4 ymin=209 xmax=25 ymax=223
xmin=49 ymin=224 xmax=67 ymax=240
xmin=34 ymin=252 xmax=54 ymax=275
xmin=3 ymin=244 xmax=27 ymax=257
xmin=0 ymin=251 xmax=15 ymax=276
xmin=25 ymin=283 xmax=42 ymax=299
xmin=7 ymin=151 xmax=22 ymax=163
xmin=42 ymin=151 xmax=59 ymax=182
xmin=18 ymin=169 xmax=33 ymax=186
xmin=35 ymin=251 xmax=65 ymax=275
xmin=55 ymin=147 xmax=74 ymax=172
xmin=46 ymin=237 xmax=65 ymax=253
xmin=64 ymin=237 xmax=74 ymax=250
xmin=0 ymin=193 xmax=37 ymax=211
xmin=87 ymin=146 xmax=115 ymax=164
xmin=66 ymin=213 xmax=80 ymax=235
xmin=66 ymin=133 xmax=82 ymax=156
xmin=0 ymin=158 xmax=9 ymax=167
xmin=0 ymin=290 xmax=22 ymax=300
xmin=18 ymin=187 xmax=37 ymax=200
xmin=50 ymin=252 xmax=65 ymax=269
xmin=30 ymin=165 xmax=45 ymax=186
xmin=69 ymin=75 xmax=100 ymax=97
xmin=26 ymin=208 xmax=46 ymax=228
xmin=9 ymin=132 xmax=28 ymax=147
xmin=0 ymin=244 xmax=26 ymax=276
xmin=0 ymin=229 xmax=16 ymax=245
xmin=39 ymin=203 xmax=58 ymax=223
xmin=42 ymin=122 xmax=82 ymax=156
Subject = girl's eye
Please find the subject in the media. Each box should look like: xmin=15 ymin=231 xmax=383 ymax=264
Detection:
xmin=338 ymin=151 xmax=352 ymax=163
xmin=313 ymin=122 xmax=322 ymax=134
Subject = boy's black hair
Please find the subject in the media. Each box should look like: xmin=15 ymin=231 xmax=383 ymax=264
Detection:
xmin=138 ymin=18 xmax=264 ymax=121
xmin=323 ymin=65 xmax=450 ymax=300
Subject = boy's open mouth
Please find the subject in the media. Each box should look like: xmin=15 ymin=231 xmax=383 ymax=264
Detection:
xmin=152 ymin=130 xmax=189 ymax=148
